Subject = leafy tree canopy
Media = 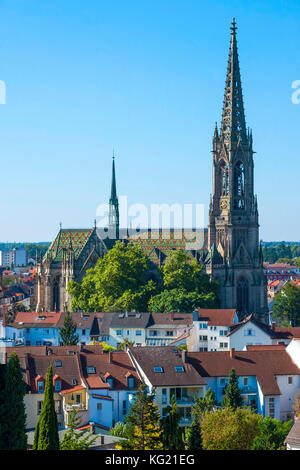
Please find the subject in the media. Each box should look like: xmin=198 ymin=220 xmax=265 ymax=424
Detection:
xmin=251 ymin=417 xmax=292 ymax=450
xmin=116 ymin=383 xmax=163 ymax=450
xmin=201 ymin=407 xmax=261 ymax=450
xmin=68 ymin=241 xmax=154 ymax=312
xmin=272 ymin=283 xmax=300 ymax=326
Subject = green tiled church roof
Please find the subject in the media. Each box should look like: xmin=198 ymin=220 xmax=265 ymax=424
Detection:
xmin=128 ymin=229 xmax=208 ymax=265
xmin=45 ymin=229 xmax=94 ymax=263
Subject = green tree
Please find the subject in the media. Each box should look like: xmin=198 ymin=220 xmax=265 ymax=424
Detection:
xmin=160 ymin=396 xmax=184 ymax=450
xmin=33 ymin=363 xmax=60 ymax=450
xmin=273 ymin=283 xmax=300 ymax=326
xmin=251 ymin=417 xmax=292 ymax=450
xmin=148 ymin=249 xmax=219 ymax=313
xmin=186 ymin=418 xmax=202 ymax=450
xmin=201 ymin=407 xmax=261 ymax=450
xmin=222 ymin=368 xmax=243 ymax=409
xmin=117 ymin=383 xmax=163 ymax=450
xmin=59 ymin=312 xmax=79 ymax=346
xmin=186 ymin=388 xmax=216 ymax=451
xmin=110 ymin=421 xmax=134 ymax=439
xmin=60 ymin=410 xmax=97 ymax=450
xmin=117 ymin=338 xmax=135 ymax=351
xmin=149 ymin=289 xmax=218 ymax=313
xmin=68 ymin=241 xmax=155 ymax=312
xmin=192 ymin=388 xmax=216 ymax=419
xmin=0 ymin=353 xmax=27 ymax=450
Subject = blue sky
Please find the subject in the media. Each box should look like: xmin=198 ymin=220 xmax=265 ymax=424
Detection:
xmin=0 ymin=0 xmax=299 ymax=242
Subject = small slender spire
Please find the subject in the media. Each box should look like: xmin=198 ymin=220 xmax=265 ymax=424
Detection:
xmin=109 ymin=153 xmax=119 ymax=239
xmin=110 ymin=151 xmax=117 ymax=201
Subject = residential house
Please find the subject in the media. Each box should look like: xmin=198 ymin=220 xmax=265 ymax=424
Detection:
xmin=188 ymin=308 xmax=239 ymax=352
xmin=145 ymin=312 xmax=192 ymax=346
xmin=108 ymin=312 xmax=151 ymax=348
xmin=129 ymin=345 xmax=300 ymax=423
xmin=128 ymin=346 xmax=206 ymax=427
xmin=4 ymin=344 xmax=139 ymax=431
xmin=285 ymin=417 xmax=300 ymax=450
xmin=11 ymin=311 xmax=62 ymax=346
xmin=56 ymin=311 xmax=99 ymax=345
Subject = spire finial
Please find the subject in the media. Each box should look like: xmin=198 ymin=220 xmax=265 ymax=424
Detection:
xmin=231 ymin=17 xmax=237 ymax=35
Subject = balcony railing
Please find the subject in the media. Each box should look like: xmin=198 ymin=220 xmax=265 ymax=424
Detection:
xmin=174 ymin=396 xmax=196 ymax=405
xmin=240 ymin=386 xmax=257 ymax=394
xmin=64 ymin=403 xmax=86 ymax=412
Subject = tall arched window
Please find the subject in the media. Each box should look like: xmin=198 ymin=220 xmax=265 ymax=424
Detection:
xmin=52 ymin=277 xmax=60 ymax=312
xmin=219 ymin=161 xmax=229 ymax=196
xmin=237 ymin=276 xmax=249 ymax=314
xmin=234 ymin=161 xmax=245 ymax=209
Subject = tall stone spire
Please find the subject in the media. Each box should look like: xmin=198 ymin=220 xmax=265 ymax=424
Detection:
xmin=207 ymin=19 xmax=268 ymax=323
xmin=108 ymin=153 xmax=119 ymax=239
xmin=220 ymin=18 xmax=247 ymax=146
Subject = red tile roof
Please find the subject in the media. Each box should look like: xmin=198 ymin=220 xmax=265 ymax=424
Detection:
xmin=150 ymin=313 xmax=193 ymax=326
xmin=60 ymin=385 xmax=85 ymax=395
xmin=197 ymin=308 xmax=237 ymax=326
xmin=246 ymin=344 xmax=287 ymax=351
xmin=188 ymin=350 xmax=300 ymax=396
xmin=14 ymin=311 xmax=62 ymax=327
xmin=80 ymin=350 xmax=140 ymax=391
xmin=129 ymin=346 xmax=207 ymax=387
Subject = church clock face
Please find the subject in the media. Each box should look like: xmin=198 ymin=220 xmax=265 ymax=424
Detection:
xmin=220 ymin=198 xmax=229 ymax=211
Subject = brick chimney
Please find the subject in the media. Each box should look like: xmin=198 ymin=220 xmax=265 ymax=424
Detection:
xmin=181 ymin=349 xmax=187 ymax=363
xmin=109 ymin=351 xmax=113 ymax=364
xmin=170 ymin=311 xmax=174 ymax=321
xmin=89 ymin=422 xmax=95 ymax=434
xmin=230 ymin=348 xmax=235 ymax=359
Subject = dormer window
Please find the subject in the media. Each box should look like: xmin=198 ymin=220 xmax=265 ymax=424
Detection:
xmin=55 ymin=381 xmax=62 ymax=392
xmin=72 ymin=379 xmax=77 ymax=386
xmin=126 ymin=375 xmax=135 ymax=389
xmin=106 ymin=377 xmax=114 ymax=388
xmin=37 ymin=381 xmax=44 ymax=393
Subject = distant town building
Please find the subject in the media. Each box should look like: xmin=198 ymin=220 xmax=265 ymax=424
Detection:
xmin=0 ymin=248 xmax=28 ymax=267
xmin=264 ymin=262 xmax=299 ymax=282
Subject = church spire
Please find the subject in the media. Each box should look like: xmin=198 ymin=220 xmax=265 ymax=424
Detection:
xmin=220 ymin=18 xmax=247 ymax=146
xmin=110 ymin=151 xmax=117 ymax=201
xmin=109 ymin=152 xmax=119 ymax=239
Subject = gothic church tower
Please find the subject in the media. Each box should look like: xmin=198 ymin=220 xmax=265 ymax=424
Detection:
xmin=207 ymin=19 xmax=268 ymax=322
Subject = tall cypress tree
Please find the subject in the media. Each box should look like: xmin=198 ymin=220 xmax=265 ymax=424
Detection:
xmin=223 ymin=368 xmax=243 ymax=410
xmin=161 ymin=396 xmax=184 ymax=450
xmin=59 ymin=312 xmax=79 ymax=346
xmin=0 ymin=352 xmax=27 ymax=450
xmin=33 ymin=363 xmax=60 ymax=450
xmin=186 ymin=418 xmax=202 ymax=450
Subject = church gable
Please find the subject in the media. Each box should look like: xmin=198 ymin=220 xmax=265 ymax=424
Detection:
xmin=45 ymin=229 xmax=94 ymax=263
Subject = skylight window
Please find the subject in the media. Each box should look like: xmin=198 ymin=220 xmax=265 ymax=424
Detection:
xmin=175 ymin=366 xmax=185 ymax=373
xmin=153 ymin=367 xmax=164 ymax=373
xmin=54 ymin=360 xmax=62 ymax=367
xmin=87 ymin=366 xmax=96 ymax=374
